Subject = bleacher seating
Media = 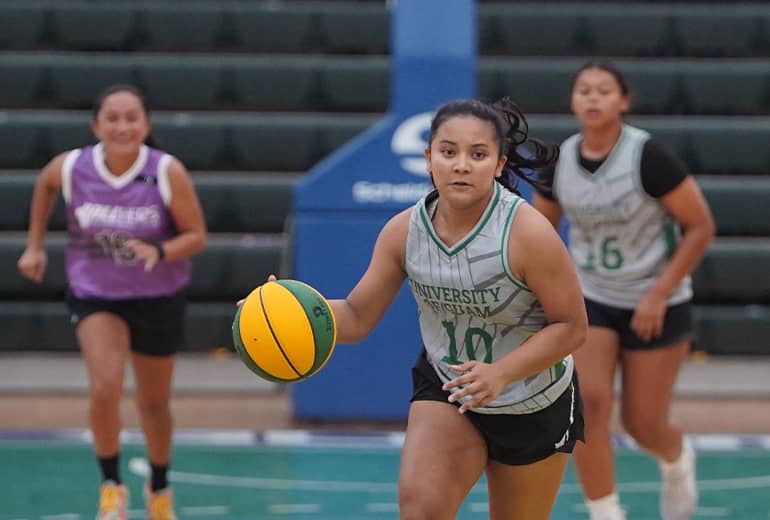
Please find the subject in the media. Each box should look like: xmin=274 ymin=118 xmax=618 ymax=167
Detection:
xmin=1 ymin=0 xmax=768 ymax=355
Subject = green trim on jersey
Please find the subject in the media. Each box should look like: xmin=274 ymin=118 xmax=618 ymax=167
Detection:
xmin=500 ymin=196 xmax=531 ymax=291
xmin=418 ymin=182 xmax=502 ymax=257
xmin=662 ymin=223 xmax=678 ymax=258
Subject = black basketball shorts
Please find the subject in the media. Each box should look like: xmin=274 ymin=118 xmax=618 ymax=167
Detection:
xmin=67 ymin=291 xmax=186 ymax=357
xmin=585 ymin=298 xmax=693 ymax=350
xmin=411 ymin=349 xmax=585 ymax=465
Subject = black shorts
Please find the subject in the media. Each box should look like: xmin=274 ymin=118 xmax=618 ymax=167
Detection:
xmin=585 ymin=298 xmax=693 ymax=351
xmin=67 ymin=291 xmax=186 ymax=357
xmin=411 ymin=350 xmax=584 ymax=466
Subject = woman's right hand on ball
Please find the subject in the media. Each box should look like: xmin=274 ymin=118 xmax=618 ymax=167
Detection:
xmin=236 ymin=274 xmax=278 ymax=307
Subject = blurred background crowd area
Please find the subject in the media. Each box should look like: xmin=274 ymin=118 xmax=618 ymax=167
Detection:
xmin=0 ymin=0 xmax=768 ymax=430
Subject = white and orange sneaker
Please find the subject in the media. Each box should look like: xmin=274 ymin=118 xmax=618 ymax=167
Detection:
xmin=660 ymin=437 xmax=698 ymax=520
xmin=145 ymin=485 xmax=178 ymax=520
xmin=95 ymin=480 xmax=128 ymax=520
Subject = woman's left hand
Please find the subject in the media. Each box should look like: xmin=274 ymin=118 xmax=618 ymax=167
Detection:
xmin=442 ymin=361 xmax=506 ymax=414
xmin=630 ymin=291 xmax=668 ymax=343
xmin=124 ymin=239 xmax=162 ymax=272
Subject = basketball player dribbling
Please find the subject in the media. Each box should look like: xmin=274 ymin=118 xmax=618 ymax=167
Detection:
xmin=300 ymin=97 xmax=588 ymax=519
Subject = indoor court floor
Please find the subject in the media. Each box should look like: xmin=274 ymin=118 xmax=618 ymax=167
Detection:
xmin=2 ymin=429 xmax=769 ymax=520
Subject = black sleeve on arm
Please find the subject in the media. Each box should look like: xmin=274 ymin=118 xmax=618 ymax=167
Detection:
xmin=640 ymin=139 xmax=690 ymax=198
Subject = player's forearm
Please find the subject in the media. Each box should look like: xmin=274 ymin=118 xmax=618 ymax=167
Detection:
xmin=327 ymin=299 xmax=375 ymax=344
xmin=25 ymin=181 xmax=59 ymax=249
xmin=158 ymin=230 xmax=207 ymax=262
xmin=648 ymin=221 xmax=715 ymax=299
xmin=495 ymin=319 xmax=586 ymax=384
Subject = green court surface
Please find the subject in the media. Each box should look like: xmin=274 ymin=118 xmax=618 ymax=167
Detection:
xmin=2 ymin=431 xmax=769 ymax=519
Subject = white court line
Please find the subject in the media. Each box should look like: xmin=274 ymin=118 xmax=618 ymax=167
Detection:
xmin=129 ymin=457 xmax=397 ymax=493
xmin=181 ymin=506 xmax=230 ymax=515
xmin=129 ymin=456 xmax=770 ymax=496
xmin=41 ymin=515 xmax=79 ymax=520
xmin=695 ymin=507 xmax=730 ymax=517
xmin=269 ymin=504 xmax=322 ymax=514
xmin=6 ymin=429 xmax=770 ymax=450
xmin=364 ymin=503 xmax=399 ymax=513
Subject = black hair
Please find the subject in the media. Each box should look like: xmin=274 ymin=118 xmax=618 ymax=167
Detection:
xmin=571 ymin=59 xmax=631 ymax=96
xmin=92 ymin=84 xmax=158 ymax=147
xmin=428 ymin=97 xmax=559 ymax=195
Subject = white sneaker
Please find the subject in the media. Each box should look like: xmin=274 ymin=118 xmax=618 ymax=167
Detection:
xmin=660 ymin=437 xmax=698 ymax=520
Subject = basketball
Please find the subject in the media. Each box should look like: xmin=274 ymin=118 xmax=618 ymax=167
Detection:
xmin=232 ymin=279 xmax=337 ymax=383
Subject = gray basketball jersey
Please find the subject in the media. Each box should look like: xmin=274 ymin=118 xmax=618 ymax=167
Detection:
xmin=405 ymin=182 xmax=574 ymax=415
xmin=553 ymin=125 xmax=692 ymax=309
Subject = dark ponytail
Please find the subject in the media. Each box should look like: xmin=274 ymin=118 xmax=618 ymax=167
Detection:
xmin=490 ymin=97 xmax=559 ymax=196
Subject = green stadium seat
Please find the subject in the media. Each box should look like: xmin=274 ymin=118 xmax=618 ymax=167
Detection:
xmin=679 ymin=62 xmax=770 ymax=115
xmin=485 ymin=59 xmax=571 ymax=113
xmin=318 ymin=59 xmax=389 ymax=112
xmin=152 ymin=119 xmax=226 ymax=171
xmin=229 ymin=6 xmax=317 ymax=53
xmin=675 ymin=10 xmax=761 ymax=57
xmin=316 ymin=5 xmax=389 ymax=54
xmin=48 ymin=55 xmax=135 ymax=109
xmin=134 ymin=57 xmax=225 ymax=110
xmin=137 ymin=5 xmax=225 ymax=51
xmin=479 ymin=5 xmax=584 ymax=56
xmin=0 ymin=301 xmax=239 ymax=352
xmin=586 ymin=9 xmax=674 ymax=57
xmin=188 ymin=235 xmax=284 ymax=300
xmin=693 ymin=239 xmax=770 ymax=304
xmin=191 ymin=173 xmax=297 ymax=233
xmin=0 ymin=171 xmax=297 ymax=234
xmin=623 ymin=63 xmax=683 ymax=115
xmin=229 ymin=115 xmax=372 ymax=171
xmin=0 ymin=302 xmax=74 ymax=351
xmin=231 ymin=60 xmax=317 ymax=111
xmin=0 ymin=123 xmax=44 ymax=168
xmin=52 ymin=5 xmax=135 ymax=50
xmin=699 ymin=177 xmax=770 ymax=236
xmin=0 ymin=4 xmax=45 ymax=49
xmin=685 ymin=120 xmax=770 ymax=175
xmin=0 ymin=58 xmax=46 ymax=107
xmin=694 ymin=305 xmax=770 ymax=355
xmin=5 ymin=112 xmax=770 ymax=175
xmin=0 ymin=173 xmax=64 ymax=232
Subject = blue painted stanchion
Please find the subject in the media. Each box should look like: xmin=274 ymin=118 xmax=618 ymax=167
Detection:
xmin=291 ymin=0 xmax=477 ymax=420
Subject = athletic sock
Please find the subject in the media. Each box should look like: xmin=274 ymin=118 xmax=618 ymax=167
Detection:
xmin=98 ymin=454 xmax=121 ymax=484
xmin=659 ymin=438 xmax=691 ymax=475
xmin=150 ymin=462 xmax=169 ymax=492
xmin=586 ymin=492 xmax=626 ymax=520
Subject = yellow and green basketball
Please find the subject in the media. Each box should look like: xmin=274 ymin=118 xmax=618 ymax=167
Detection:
xmin=232 ymin=279 xmax=337 ymax=383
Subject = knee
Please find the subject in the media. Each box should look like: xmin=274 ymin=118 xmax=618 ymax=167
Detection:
xmin=621 ymin=412 xmax=663 ymax=448
xmin=89 ymin=380 xmax=122 ymax=409
xmin=581 ymin=389 xmax=615 ymax=428
xmin=399 ymin=484 xmax=453 ymax=520
xmin=135 ymin=398 xmax=171 ymax=420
